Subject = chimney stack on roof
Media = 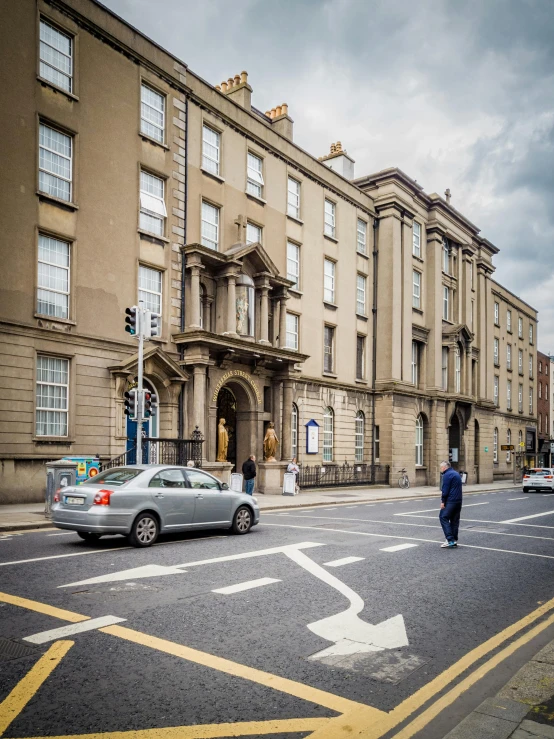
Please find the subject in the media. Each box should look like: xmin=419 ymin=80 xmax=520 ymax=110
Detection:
xmin=215 ymin=71 xmax=252 ymax=111
xmin=319 ymin=141 xmax=355 ymax=180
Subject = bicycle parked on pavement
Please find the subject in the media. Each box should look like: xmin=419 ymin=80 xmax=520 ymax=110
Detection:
xmin=398 ymin=468 xmax=410 ymax=489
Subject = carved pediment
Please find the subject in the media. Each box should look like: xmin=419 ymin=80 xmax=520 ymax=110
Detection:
xmin=224 ymin=242 xmax=279 ymax=278
xmin=109 ymin=346 xmax=190 ymax=384
xmin=442 ymin=323 xmax=473 ymax=348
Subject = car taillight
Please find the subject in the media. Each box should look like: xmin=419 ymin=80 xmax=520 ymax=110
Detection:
xmin=545 ymin=476 xmax=553 ymax=480
xmin=53 ymin=489 xmax=61 ymax=503
xmin=93 ymin=489 xmax=113 ymax=506
xmin=523 ymin=475 xmax=529 ymax=479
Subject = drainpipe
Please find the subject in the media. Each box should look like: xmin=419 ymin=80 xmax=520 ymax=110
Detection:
xmin=178 ymin=96 xmax=189 ymax=439
xmin=371 ymin=217 xmax=379 ymax=480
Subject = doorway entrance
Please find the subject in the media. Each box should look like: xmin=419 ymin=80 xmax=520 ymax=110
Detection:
xmin=126 ymin=378 xmax=159 ymax=453
xmin=216 ymin=386 xmax=237 ymax=470
xmin=448 ymin=412 xmax=463 ymax=472
xmin=474 ymin=420 xmax=480 ymax=483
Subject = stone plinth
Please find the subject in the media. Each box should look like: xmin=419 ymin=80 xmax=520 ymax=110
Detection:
xmin=203 ymin=462 xmax=233 ymax=484
xmin=257 ymin=461 xmax=289 ymax=494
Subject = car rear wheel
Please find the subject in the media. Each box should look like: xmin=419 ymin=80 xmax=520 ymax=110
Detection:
xmin=128 ymin=513 xmax=159 ymax=548
xmin=77 ymin=532 xmax=102 ymax=542
xmin=232 ymin=506 xmax=252 ymax=535
xmin=523 ymin=487 xmax=529 ymax=493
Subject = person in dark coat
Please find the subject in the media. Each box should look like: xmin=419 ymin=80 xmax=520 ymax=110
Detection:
xmin=242 ymin=454 xmax=256 ymax=495
xmin=439 ymin=461 xmax=462 ymax=548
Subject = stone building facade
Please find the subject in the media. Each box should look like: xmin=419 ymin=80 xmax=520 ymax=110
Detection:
xmin=0 ymin=0 xmax=538 ymax=501
xmin=537 ymin=351 xmax=551 ymax=467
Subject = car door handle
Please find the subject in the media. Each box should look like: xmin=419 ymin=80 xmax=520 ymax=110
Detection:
xmin=154 ymin=493 xmax=164 ymax=499
xmin=195 ymin=494 xmax=204 ymax=499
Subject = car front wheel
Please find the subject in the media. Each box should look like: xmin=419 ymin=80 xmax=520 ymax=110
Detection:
xmin=77 ymin=532 xmax=102 ymax=542
xmin=128 ymin=513 xmax=159 ymax=547
xmin=232 ymin=506 xmax=252 ymax=535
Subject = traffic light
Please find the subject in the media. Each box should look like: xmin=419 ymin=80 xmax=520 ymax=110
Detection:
xmin=124 ymin=389 xmax=138 ymax=420
xmin=125 ymin=306 xmax=138 ymax=336
xmin=145 ymin=310 xmax=161 ymax=339
xmin=143 ymin=391 xmax=158 ymax=418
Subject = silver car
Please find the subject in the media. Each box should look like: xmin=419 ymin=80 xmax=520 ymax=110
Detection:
xmin=52 ymin=465 xmax=260 ymax=547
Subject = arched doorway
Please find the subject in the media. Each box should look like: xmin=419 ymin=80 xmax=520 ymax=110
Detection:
xmin=213 ymin=379 xmax=257 ymax=471
xmin=216 ymin=387 xmax=237 ymax=470
xmin=474 ymin=420 xmax=480 ymax=483
xmin=448 ymin=412 xmax=463 ymax=471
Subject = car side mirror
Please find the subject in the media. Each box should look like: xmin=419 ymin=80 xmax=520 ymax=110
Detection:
xmin=220 ymin=482 xmax=229 ymax=490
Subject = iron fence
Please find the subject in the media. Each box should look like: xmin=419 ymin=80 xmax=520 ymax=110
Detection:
xmin=101 ymin=428 xmax=204 ymax=470
xmin=298 ymin=462 xmax=390 ymax=489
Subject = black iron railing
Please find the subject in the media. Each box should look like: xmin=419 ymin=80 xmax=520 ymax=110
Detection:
xmin=102 ymin=428 xmax=204 ymax=470
xmin=298 ymin=462 xmax=390 ymax=489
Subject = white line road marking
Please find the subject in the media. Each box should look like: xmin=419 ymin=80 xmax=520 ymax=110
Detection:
xmin=263 ymin=523 xmax=554 ymax=560
xmin=508 ymin=497 xmax=529 ymax=501
xmin=501 ymin=510 xmax=554 ymax=524
xmin=212 ymin=577 xmax=281 ymax=595
xmin=0 ymin=546 xmax=134 ymax=567
xmin=380 ymin=544 xmax=418 ymax=553
xmin=47 ymin=532 xmax=75 ymax=536
xmin=324 ymin=556 xmax=365 ymax=567
xmin=24 ymin=615 xmax=126 ymax=644
xmin=395 ymin=502 xmax=489 ymax=516
xmin=545 ymin=494 xmax=554 ymax=497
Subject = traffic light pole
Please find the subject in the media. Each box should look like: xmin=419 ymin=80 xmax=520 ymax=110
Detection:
xmin=136 ymin=301 xmax=144 ymax=464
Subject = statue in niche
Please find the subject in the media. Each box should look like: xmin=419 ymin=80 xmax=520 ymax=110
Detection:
xmin=263 ymin=422 xmax=279 ymax=462
xmin=236 ymin=294 xmax=249 ymax=335
xmin=216 ymin=418 xmax=229 ymax=462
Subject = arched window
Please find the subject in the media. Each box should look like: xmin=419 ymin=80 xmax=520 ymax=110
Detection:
xmin=493 ymin=427 xmax=498 ymax=463
xmin=355 ymin=411 xmax=364 ymax=463
xmin=506 ymin=429 xmax=512 ymax=463
xmin=455 ymin=346 xmax=461 ymax=393
xmin=519 ymin=429 xmax=523 ymax=449
xmin=415 ymin=414 xmax=424 ymax=466
xmin=323 ymin=407 xmax=334 ymax=462
xmin=291 ymin=404 xmax=299 ymax=460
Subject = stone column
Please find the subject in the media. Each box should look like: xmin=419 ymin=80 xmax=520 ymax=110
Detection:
xmin=226 ymin=275 xmax=238 ymax=336
xmin=259 ymin=286 xmax=270 ymax=345
xmin=281 ymin=380 xmax=293 ymax=460
xmin=189 ymin=266 xmax=202 ymax=329
xmin=279 ymin=295 xmax=288 ymax=348
xmin=192 ymin=366 xmax=206 ymax=438
xmin=204 ymin=296 xmax=213 ymax=333
xmin=272 ymin=381 xmax=281 ymax=453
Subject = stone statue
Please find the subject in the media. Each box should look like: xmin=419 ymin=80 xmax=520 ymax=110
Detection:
xmin=236 ymin=294 xmax=249 ymax=335
xmin=216 ymin=417 xmax=228 ymax=462
xmin=263 ymin=422 xmax=279 ymax=461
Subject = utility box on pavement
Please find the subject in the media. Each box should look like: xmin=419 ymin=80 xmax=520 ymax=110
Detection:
xmin=45 ymin=460 xmax=78 ymax=517
xmin=61 ymin=455 xmax=101 ymax=484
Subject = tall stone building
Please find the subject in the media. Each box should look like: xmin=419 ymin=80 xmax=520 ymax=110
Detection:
xmin=0 ymin=0 xmax=538 ymax=501
xmin=537 ymin=351 xmax=551 ymax=467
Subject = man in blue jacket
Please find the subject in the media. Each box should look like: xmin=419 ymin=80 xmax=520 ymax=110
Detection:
xmin=439 ymin=461 xmax=462 ymax=548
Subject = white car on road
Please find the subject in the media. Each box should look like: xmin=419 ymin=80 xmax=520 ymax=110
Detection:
xmin=522 ymin=468 xmax=554 ymax=493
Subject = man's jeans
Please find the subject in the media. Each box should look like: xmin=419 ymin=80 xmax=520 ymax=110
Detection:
xmin=245 ymin=478 xmax=255 ymax=496
xmin=439 ymin=501 xmax=462 ymax=542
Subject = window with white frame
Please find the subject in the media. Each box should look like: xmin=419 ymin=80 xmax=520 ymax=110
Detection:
xmin=36 ymin=355 xmax=69 ymax=437
xmin=324 ymin=199 xmax=336 ymax=238
xmin=519 ymin=349 xmax=523 ymax=375
xmin=443 ymin=286 xmax=450 ymax=320
xmin=324 ymin=259 xmax=335 ymax=304
xmin=442 ymin=347 xmax=448 ymax=391
xmin=202 ymin=125 xmax=220 ymax=175
xmin=323 ymin=406 xmax=334 ymax=462
xmin=287 ymin=242 xmax=300 ymax=289
xmin=287 ymin=177 xmax=300 ymax=219
xmin=356 ymin=335 xmax=365 ymax=380
xmin=529 ymin=386 xmax=533 ymax=414
xmin=415 ymin=414 xmax=424 ymax=466
xmin=539 ymin=382 xmax=542 ymax=399
xmin=519 ymin=383 xmax=523 ymax=412
xmin=374 ymin=425 xmax=380 ymax=462
xmin=506 ymin=429 xmax=512 ymax=462
xmin=39 ymin=19 xmax=73 ymax=92
xmin=324 ymin=326 xmax=335 ymax=373
xmin=246 ymin=152 xmax=264 ymax=198
xmin=285 ymin=312 xmax=299 ymax=351
xmin=494 ymin=301 xmax=499 ymax=326
xmin=413 ymin=221 xmax=421 ymax=258
xmin=357 ymin=219 xmax=367 ymax=255
xmin=442 ymin=240 xmax=450 ymax=273
xmin=518 ymin=316 xmax=523 ymax=338
xmin=246 ymin=222 xmax=262 ymax=245
xmin=139 ymin=171 xmax=166 ymax=236
xmin=539 ymin=361 xmax=543 ymax=374
xmin=494 ymin=337 xmax=499 ymax=366
xmin=139 ymin=265 xmax=162 ymax=315
xmin=39 ymin=123 xmax=72 ymax=202
xmin=539 ymin=413 xmax=542 ymax=433
xmin=37 ymin=234 xmax=70 ymax=319
xmin=529 ymin=353 xmax=534 ymax=378
xmin=507 ymin=310 xmax=512 ymax=332
xmin=140 ymin=84 xmax=165 ymax=143
xmin=529 ymin=323 xmax=534 ymax=344
xmin=356 ymin=274 xmax=367 ymax=316
xmin=201 ymin=200 xmax=219 ymax=250
xmin=413 ymin=270 xmax=421 ymax=309
xmin=507 ymin=344 xmax=512 ymax=370
xmin=411 ymin=341 xmax=419 ymax=386
xmin=355 ymin=411 xmax=365 ymax=463
xmin=291 ymin=404 xmax=298 ymax=460
xmin=493 ymin=427 xmax=498 ymax=462
xmin=455 ymin=346 xmax=461 ymax=393
xmin=507 ymin=379 xmax=512 ymax=410
xmin=494 ymin=375 xmax=499 ymax=406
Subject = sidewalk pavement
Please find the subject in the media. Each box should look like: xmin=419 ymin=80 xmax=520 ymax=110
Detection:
xmin=0 ymin=480 xmax=517 ymax=532
xmin=444 ymin=639 xmax=554 ymax=739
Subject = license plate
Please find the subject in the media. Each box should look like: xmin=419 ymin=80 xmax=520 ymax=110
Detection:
xmin=65 ymin=496 xmax=85 ymax=505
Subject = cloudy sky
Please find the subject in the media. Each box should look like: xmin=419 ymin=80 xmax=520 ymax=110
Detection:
xmin=104 ymin=0 xmax=554 ymax=351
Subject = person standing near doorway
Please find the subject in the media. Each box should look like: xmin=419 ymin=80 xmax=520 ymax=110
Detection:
xmin=439 ymin=460 xmax=462 ymax=548
xmin=242 ymin=454 xmax=256 ymax=495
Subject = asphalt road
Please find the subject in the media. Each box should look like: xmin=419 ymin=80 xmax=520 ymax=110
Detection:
xmin=1 ymin=486 xmax=554 ymax=739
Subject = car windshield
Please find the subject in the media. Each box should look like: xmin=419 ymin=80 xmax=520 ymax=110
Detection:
xmin=86 ymin=468 xmax=143 ymax=485
xmin=528 ymin=469 xmax=550 ymax=476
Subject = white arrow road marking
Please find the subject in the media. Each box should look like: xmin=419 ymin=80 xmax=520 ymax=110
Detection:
xmin=501 ymin=510 xmax=554 ymax=524
xmin=24 ymin=615 xmax=126 ymax=644
xmin=212 ymin=577 xmax=281 ymax=594
xmin=380 ymin=543 xmax=418 ymax=553
xmin=284 ymin=547 xmax=408 ymax=655
xmin=323 ymin=556 xmax=365 ymax=567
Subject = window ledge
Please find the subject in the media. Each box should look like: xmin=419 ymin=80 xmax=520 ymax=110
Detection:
xmin=323 ymin=301 xmax=338 ymax=311
xmin=356 ymin=313 xmax=368 ymax=322
xmin=37 ymin=76 xmax=79 ymax=102
xmin=355 ymin=378 xmax=368 ymax=385
xmin=287 ymin=214 xmax=303 ymax=225
xmin=37 ymin=191 xmax=79 ymax=211
xmin=324 ymin=234 xmax=339 ymax=243
xmin=412 ymin=307 xmax=423 ymax=315
xmin=201 ymin=168 xmax=225 ymax=183
xmin=33 ymin=437 xmax=75 ymax=444
xmin=289 ymin=288 xmax=303 ymax=298
xmin=246 ymin=192 xmax=266 ymax=206
xmin=415 ymin=466 xmax=427 ymax=470
xmin=494 ymin=322 xmax=500 ymax=328
xmin=140 ymin=134 xmax=170 ymax=151
xmin=357 ymin=251 xmax=369 ymax=260
xmin=34 ymin=313 xmax=76 ymax=326
xmin=507 ymin=367 xmax=513 ymax=373
xmin=507 ymin=330 xmax=513 ymax=335
xmin=138 ymin=228 xmax=170 ymax=244
xmin=412 ymin=255 xmax=424 ymax=264
xmin=323 ymin=371 xmax=338 ymax=378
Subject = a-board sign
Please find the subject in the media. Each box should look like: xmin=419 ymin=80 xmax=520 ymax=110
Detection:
xmin=230 ymin=473 xmax=243 ymax=493
xmin=282 ymin=472 xmax=297 ymax=496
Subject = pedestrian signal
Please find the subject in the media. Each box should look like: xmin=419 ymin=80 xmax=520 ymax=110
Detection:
xmin=124 ymin=389 xmax=138 ymax=420
xmin=146 ymin=310 xmax=161 ymax=339
xmin=125 ymin=306 xmax=138 ymax=336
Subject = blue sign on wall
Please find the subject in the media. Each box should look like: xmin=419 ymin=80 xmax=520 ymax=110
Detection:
xmin=305 ymin=419 xmax=319 ymax=454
